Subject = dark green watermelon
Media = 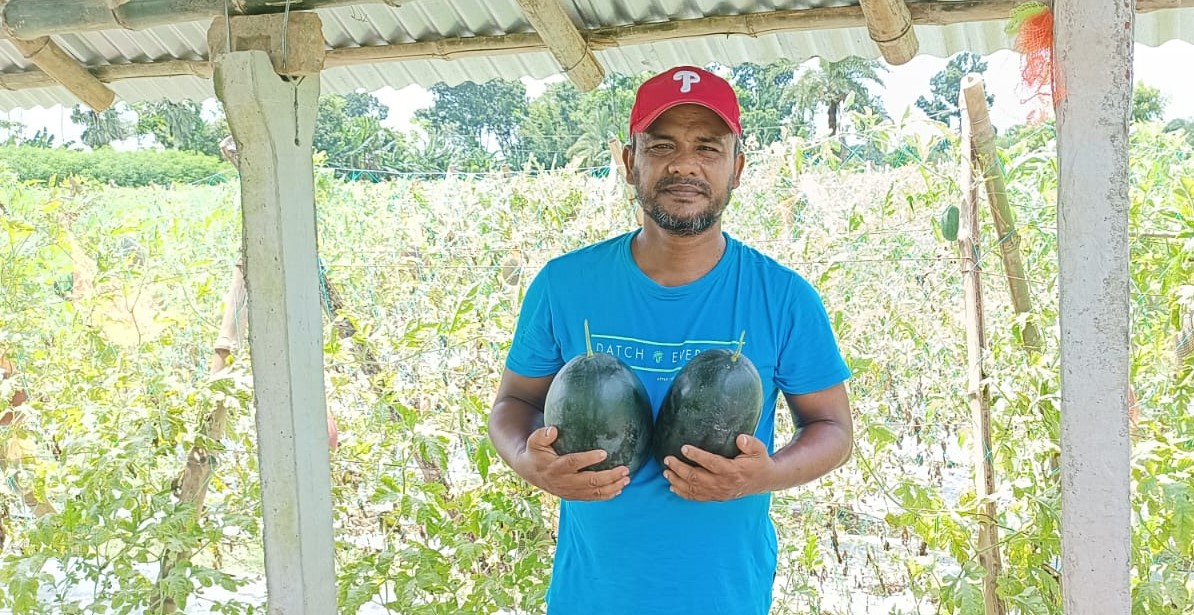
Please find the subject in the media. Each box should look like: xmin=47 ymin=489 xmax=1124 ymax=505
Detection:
xmin=544 ymin=352 xmax=653 ymax=476
xmin=653 ymin=348 xmax=764 ymax=465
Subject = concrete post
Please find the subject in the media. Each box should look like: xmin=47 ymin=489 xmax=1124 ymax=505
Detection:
xmin=213 ymin=44 xmax=336 ymax=613
xmin=1054 ymin=1 xmax=1134 ymax=613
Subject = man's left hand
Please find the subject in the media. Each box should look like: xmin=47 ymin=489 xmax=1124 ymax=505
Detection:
xmin=662 ymin=434 xmax=776 ymax=502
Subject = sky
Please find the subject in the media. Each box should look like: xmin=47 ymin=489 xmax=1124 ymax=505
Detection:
xmin=3 ymin=40 xmax=1193 ymax=146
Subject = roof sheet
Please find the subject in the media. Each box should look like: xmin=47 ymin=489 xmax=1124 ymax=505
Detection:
xmin=0 ymin=0 xmax=1190 ymax=110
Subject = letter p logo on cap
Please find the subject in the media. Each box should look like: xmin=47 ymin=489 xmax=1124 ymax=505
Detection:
xmin=673 ymin=70 xmax=701 ymax=93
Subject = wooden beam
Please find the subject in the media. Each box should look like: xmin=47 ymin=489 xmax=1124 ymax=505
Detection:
xmin=5 ymin=36 xmax=115 ymax=110
xmin=0 ymin=60 xmax=210 ymax=91
xmin=0 ymin=0 xmax=1190 ymax=96
xmin=859 ymin=0 xmax=919 ymax=65
xmin=0 ymin=0 xmax=403 ymax=39
xmin=1055 ymin=0 xmax=1134 ymax=612
xmin=512 ymin=0 xmax=604 ymax=91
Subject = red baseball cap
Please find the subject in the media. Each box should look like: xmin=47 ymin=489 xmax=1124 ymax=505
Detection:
xmin=629 ymin=66 xmax=742 ymax=136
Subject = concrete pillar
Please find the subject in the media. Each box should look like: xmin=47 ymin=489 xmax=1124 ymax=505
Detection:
xmin=1054 ymin=1 xmax=1133 ymax=613
xmin=212 ymin=14 xmax=335 ymax=612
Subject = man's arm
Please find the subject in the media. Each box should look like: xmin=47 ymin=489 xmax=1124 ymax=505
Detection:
xmin=488 ymin=368 xmax=631 ymax=501
xmin=662 ymin=382 xmax=852 ymax=501
xmin=488 ymin=369 xmax=552 ymax=469
xmin=766 ymin=383 xmax=853 ymax=490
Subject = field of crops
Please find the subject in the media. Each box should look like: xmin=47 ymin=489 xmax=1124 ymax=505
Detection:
xmin=1 ymin=121 xmax=1192 ymax=614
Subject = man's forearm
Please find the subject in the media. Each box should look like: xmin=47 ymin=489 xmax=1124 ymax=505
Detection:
xmin=763 ymin=421 xmax=852 ymax=492
xmin=488 ymin=399 xmax=544 ymax=472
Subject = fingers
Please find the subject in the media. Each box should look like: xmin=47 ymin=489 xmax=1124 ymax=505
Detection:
xmin=526 ymin=425 xmax=558 ymax=450
xmin=679 ymin=444 xmax=730 ymax=472
xmin=519 ymin=431 xmax=632 ymax=500
xmin=552 ymin=462 xmax=630 ymax=501
xmin=662 ymin=456 xmax=700 ymax=500
xmin=735 ymin=434 xmax=768 ymax=457
xmin=562 ymin=448 xmax=609 ymax=472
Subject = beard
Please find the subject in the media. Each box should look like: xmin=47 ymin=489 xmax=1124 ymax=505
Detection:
xmin=635 ymin=175 xmax=733 ymax=237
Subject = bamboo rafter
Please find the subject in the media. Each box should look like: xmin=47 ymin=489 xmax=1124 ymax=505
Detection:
xmin=513 ymin=0 xmax=604 ymax=90
xmin=0 ymin=0 xmax=405 ymax=39
xmin=5 ymin=35 xmax=116 ymax=110
xmin=859 ymin=0 xmax=919 ymax=65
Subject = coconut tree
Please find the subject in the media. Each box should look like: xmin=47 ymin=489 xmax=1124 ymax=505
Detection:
xmin=565 ymin=105 xmax=618 ymax=169
xmin=792 ymin=56 xmax=889 ymax=137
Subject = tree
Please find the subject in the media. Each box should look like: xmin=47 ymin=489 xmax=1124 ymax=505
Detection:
xmin=915 ymin=52 xmax=994 ymax=128
xmin=1132 ymin=83 xmax=1168 ymax=123
xmin=792 ymin=56 xmax=888 ymax=137
xmin=131 ymin=100 xmax=227 ymax=156
xmin=342 ymin=92 xmax=388 ymax=121
xmin=727 ymin=60 xmax=804 ymax=145
xmin=415 ymin=79 xmax=528 ymax=166
xmin=565 ymin=104 xmax=618 ymax=168
xmin=70 ymin=105 xmax=134 ymax=149
xmin=314 ymin=93 xmax=409 ymax=173
xmin=520 ymin=81 xmax=585 ymax=168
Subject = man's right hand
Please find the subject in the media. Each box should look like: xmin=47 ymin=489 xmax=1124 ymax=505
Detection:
xmin=515 ymin=426 xmax=631 ymax=501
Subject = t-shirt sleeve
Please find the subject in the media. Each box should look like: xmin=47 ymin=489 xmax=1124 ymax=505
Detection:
xmin=505 ymin=265 xmax=565 ymax=378
xmin=774 ymin=277 xmax=851 ymax=395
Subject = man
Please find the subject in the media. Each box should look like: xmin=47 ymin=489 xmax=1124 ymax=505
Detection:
xmin=487 ymin=65 xmax=853 ymax=614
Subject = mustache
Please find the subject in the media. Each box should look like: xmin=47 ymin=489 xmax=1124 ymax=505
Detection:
xmin=653 ymin=176 xmax=711 ymax=196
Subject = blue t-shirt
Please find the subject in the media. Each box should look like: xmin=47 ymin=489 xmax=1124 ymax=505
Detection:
xmin=505 ymin=230 xmax=850 ymax=615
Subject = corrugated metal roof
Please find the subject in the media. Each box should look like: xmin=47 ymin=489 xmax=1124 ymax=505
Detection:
xmin=0 ymin=0 xmax=1190 ymax=110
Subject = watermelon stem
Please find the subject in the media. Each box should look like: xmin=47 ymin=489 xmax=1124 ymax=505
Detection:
xmin=584 ymin=319 xmax=593 ymax=356
xmin=732 ymin=330 xmax=746 ymax=362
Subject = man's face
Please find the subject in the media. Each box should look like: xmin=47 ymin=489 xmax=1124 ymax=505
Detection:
xmin=624 ymin=104 xmax=745 ymax=237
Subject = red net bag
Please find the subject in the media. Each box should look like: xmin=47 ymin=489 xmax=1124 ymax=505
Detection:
xmin=1007 ymin=2 xmax=1063 ymax=123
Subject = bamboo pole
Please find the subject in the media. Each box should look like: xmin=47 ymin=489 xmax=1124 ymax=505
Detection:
xmin=5 ymin=36 xmax=116 ymax=110
xmin=958 ymin=91 xmax=1006 ymax=615
xmin=1 ymin=0 xmax=403 ymax=39
xmin=858 ymin=0 xmax=919 ymax=65
xmin=0 ymin=60 xmax=211 ymax=92
xmin=513 ymin=0 xmax=604 ymax=91
xmin=961 ymin=74 xmax=1043 ymax=354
